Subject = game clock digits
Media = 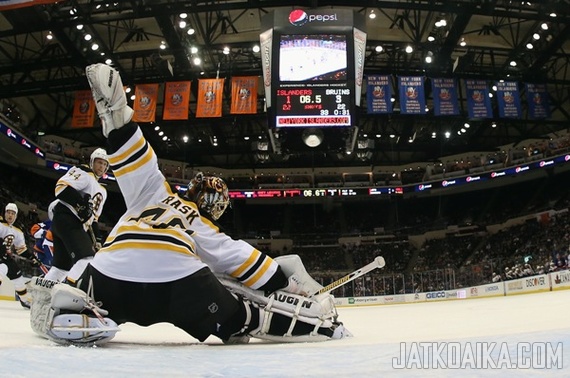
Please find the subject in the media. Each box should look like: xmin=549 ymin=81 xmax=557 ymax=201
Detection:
xmin=275 ymin=34 xmax=353 ymax=128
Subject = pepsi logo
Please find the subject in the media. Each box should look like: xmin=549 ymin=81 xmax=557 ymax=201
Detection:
xmin=289 ymin=10 xmax=308 ymax=26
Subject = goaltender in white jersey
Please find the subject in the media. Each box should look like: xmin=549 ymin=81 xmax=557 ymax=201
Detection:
xmin=92 ymin=128 xmax=277 ymax=287
xmin=28 ymin=63 xmax=350 ymax=346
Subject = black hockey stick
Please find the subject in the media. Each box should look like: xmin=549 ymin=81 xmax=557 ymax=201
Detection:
xmin=309 ymin=256 xmax=386 ymax=297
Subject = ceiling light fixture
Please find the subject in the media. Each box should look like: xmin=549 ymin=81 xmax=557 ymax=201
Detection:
xmin=302 ymin=128 xmax=324 ymax=148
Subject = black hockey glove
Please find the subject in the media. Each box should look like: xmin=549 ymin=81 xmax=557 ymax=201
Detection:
xmin=76 ymin=194 xmax=94 ymax=223
xmin=19 ymin=249 xmax=41 ymax=267
xmin=29 ymin=255 xmax=42 ymax=267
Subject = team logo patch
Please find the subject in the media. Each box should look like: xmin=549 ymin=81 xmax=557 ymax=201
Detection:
xmin=139 ymin=96 xmax=151 ymax=108
xmin=372 ymin=86 xmax=385 ymax=99
xmin=472 ymin=90 xmax=484 ymax=103
xmin=79 ymin=101 xmax=90 ymax=114
xmin=3 ymin=234 xmax=15 ymax=248
xmin=289 ymin=10 xmax=308 ymax=26
xmin=204 ymin=90 xmax=215 ymax=103
xmin=439 ymin=88 xmax=451 ymax=100
xmin=238 ymin=87 xmax=250 ymax=100
xmin=208 ymin=302 xmax=219 ymax=313
xmin=406 ymin=86 xmax=418 ymax=99
xmin=170 ymin=93 xmax=183 ymax=106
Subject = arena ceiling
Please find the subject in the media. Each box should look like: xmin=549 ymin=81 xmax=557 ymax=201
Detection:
xmin=1 ymin=0 xmax=569 ymax=171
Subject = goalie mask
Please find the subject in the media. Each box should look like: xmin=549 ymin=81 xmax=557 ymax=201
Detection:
xmin=185 ymin=172 xmax=230 ymax=220
xmin=90 ymin=148 xmax=109 ymax=177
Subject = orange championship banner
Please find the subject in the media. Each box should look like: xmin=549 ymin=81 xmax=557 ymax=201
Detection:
xmin=71 ymin=90 xmax=96 ymax=129
xmin=132 ymin=83 xmax=159 ymax=123
xmin=196 ymin=78 xmax=224 ymax=118
xmin=163 ymin=81 xmax=191 ymax=120
xmin=230 ymin=76 xmax=258 ymax=114
xmin=0 ymin=0 xmax=59 ymax=10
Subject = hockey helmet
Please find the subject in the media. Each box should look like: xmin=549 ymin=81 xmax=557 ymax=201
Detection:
xmin=4 ymin=203 xmax=18 ymax=225
xmin=5 ymin=203 xmax=18 ymax=215
xmin=90 ymin=148 xmax=109 ymax=175
xmin=185 ymin=172 xmax=230 ymax=220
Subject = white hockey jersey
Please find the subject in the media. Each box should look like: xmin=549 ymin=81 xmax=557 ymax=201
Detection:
xmin=51 ymin=165 xmax=107 ymax=229
xmin=0 ymin=220 xmax=27 ymax=254
xmin=91 ymin=125 xmax=278 ymax=289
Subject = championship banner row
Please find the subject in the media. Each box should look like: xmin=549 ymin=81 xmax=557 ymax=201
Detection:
xmin=72 ymin=74 xmax=550 ymax=128
xmin=71 ymin=77 xmax=258 ymax=128
xmin=367 ymin=76 xmax=550 ymax=119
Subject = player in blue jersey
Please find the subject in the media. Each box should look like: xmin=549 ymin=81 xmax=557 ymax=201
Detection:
xmin=30 ymin=220 xmax=54 ymax=268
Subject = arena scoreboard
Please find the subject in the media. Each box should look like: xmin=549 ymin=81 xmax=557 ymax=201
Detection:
xmin=260 ymin=9 xmax=366 ymax=130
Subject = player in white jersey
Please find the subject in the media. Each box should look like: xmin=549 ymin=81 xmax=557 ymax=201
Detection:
xmin=0 ymin=203 xmax=42 ymax=308
xmin=25 ymin=63 xmax=349 ymax=346
xmin=44 ymin=148 xmax=109 ymax=283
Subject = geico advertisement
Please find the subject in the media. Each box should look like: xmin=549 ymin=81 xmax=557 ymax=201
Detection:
xmin=425 ymin=291 xmax=446 ymax=300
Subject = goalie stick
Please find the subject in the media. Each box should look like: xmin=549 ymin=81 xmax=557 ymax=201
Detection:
xmin=37 ymin=260 xmax=49 ymax=275
xmin=309 ymin=256 xmax=385 ymax=297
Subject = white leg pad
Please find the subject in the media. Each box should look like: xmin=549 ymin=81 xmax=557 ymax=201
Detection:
xmin=219 ymin=276 xmax=351 ymax=342
xmin=28 ymin=277 xmax=59 ymax=338
xmin=27 ymin=276 xmax=119 ymax=346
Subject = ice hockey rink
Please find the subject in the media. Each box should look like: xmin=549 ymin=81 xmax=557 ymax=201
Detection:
xmin=0 ymin=290 xmax=568 ymax=377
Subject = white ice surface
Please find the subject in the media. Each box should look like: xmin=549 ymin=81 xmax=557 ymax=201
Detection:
xmin=0 ymin=290 xmax=569 ymax=377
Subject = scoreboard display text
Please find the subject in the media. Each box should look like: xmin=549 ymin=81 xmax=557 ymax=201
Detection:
xmin=274 ymin=33 xmax=354 ymax=128
xmin=275 ymin=87 xmax=352 ymax=127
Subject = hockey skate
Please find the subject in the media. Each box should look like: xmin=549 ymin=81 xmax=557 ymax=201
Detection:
xmin=85 ymin=63 xmax=133 ymax=137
